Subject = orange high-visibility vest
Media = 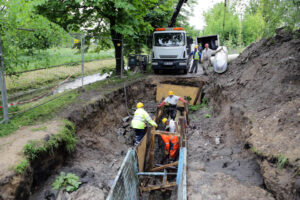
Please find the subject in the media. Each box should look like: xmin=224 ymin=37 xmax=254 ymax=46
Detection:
xmin=161 ymin=134 xmax=179 ymax=159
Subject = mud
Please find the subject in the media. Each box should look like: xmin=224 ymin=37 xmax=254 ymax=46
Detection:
xmin=29 ymin=79 xmax=160 ymax=200
xmin=187 ymin=28 xmax=300 ymax=199
xmin=4 ymin=29 xmax=299 ymax=200
xmin=187 ymin=107 xmax=274 ymax=199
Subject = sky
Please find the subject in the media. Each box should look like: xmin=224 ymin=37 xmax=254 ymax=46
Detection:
xmin=187 ymin=0 xmax=224 ymax=30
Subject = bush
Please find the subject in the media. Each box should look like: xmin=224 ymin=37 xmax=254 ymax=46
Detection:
xmin=52 ymin=172 xmax=81 ymax=192
xmin=15 ymin=160 xmax=29 ymax=174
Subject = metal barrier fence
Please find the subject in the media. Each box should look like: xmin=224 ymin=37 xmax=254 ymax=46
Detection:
xmin=0 ymin=29 xmax=124 ymax=124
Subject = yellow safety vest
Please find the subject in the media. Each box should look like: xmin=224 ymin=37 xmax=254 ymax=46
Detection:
xmin=131 ymin=108 xmax=157 ymax=129
xmin=194 ymin=51 xmax=200 ymax=60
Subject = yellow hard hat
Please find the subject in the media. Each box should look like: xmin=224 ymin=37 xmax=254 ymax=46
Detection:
xmin=195 ymin=45 xmax=198 ymax=48
xmin=136 ymin=102 xmax=144 ymax=108
xmin=162 ymin=118 xmax=168 ymax=124
xmin=168 ymin=91 xmax=174 ymax=96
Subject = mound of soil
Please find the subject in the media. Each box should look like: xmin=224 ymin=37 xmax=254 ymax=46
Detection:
xmin=203 ymin=28 xmax=300 ymax=199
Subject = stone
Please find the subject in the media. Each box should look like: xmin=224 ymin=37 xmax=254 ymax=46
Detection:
xmin=116 ymin=128 xmax=125 ymax=136
xmin=122 ymin=116 xmax=130 ymax=122
xmin=117 ymin=135 xmax=126 ymax=144
xmin=44 ymin=190 xmax=55 ymax=200
xmin=122 ymin=122 xmax=130 ymax=128
xmin=69 ymin=185 xmax=104 ymax=200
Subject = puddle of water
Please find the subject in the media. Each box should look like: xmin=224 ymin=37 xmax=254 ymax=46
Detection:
xmin=54 ymin=73 xmax=111 ymax=94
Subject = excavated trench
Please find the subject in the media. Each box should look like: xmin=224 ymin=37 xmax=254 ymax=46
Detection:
xmin=25 ymin=76 xmax=272 ymax=200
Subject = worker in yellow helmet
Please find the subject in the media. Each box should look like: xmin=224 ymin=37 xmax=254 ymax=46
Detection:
xmin=158 ymin=91 xmax=187 ymax=120
xmin=131 ymin=102 xmax=158 ymax=145
xmin=161 ymin=118 xmax=179 ymax=160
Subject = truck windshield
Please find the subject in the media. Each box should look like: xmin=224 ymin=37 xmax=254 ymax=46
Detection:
xmin=154 ymin=33 xmax=185 ymax=47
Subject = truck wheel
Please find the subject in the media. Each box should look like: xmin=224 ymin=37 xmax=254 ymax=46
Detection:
xmin=154 ymin=69 xmax=159 ymax=74
xmin=183 ymin=69 xmax=188 ymax=74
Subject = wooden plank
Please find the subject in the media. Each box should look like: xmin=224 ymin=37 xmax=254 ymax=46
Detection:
xmin=136 ymin=131 xmax=148 ymax=172
xmin=193 ymin=81 xmax=204 ymax=105
xmin=140 ymin=182 xmax=177 ymax=192
xmin=184 ymin=101 xmax=190 ymax=126
xmin=179 ymin=117 xmax=185 ymax=147
xmin=150 ymin=161 xmax=179 ymax=172
xmin=148 ymin=127 xmax=156 ymax=170
xmin=156 ymin=84 xmax=200 ymax=107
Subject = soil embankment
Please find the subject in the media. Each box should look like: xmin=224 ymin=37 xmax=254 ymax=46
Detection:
xmin=187 ymin=29 xmax=300 ymax=199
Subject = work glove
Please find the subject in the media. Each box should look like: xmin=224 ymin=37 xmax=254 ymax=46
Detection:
xmin=165 ymin=150 xmax=169 ymax=155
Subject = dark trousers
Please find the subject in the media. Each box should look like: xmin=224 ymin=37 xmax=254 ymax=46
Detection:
xmin=168 ymin=105 xmax=177 ymax=120
xmin=189 ymin=60 xmax=199 ymax=73
xmin=134 ymin=128 xmax=146 ymax=144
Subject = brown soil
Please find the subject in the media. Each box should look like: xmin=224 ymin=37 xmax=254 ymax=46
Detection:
xmin=29 ymin=78 xmax=159 ymax=200
xmin=187 ymin=28 xmax=300 ymax=199
xmin=1 ymin=29 xmax=299 ymax=200
xmin=0 ymin=120 xmax=62 ymax=179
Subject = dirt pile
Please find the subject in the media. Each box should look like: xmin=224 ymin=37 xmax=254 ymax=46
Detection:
xmin=204 ymin=28 xmax=300 ymax=199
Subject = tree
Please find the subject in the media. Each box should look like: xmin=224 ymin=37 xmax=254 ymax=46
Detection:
xmin=202 ymin=3 xmax=240 ymax=46
xmin=0 ymin=0 xmax=69 ymax=73
xmin=37 ymin=0 xmax=195 ymax=75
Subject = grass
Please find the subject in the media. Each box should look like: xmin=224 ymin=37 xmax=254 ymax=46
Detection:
xmin=188 ymin=97 xmax=210 ymax=113
xmin=10 ymin=48 xmax=115 ymax=73
xmin=204 ymin=113 xmax=211 ymax=118
xmin=0 ymin=73 xmax=144 ymax=137
xmin=31 ymin=126 xmax=47 ymax=132
xmin=13 ymin=120 xmax=76 ymax=175
xmin=5 ymin=59 xmax=115 ymax=94
xmin=23 ymin=120 xmax=76 ymax=161
xmin=0 ymin=90 xmax=79 ymax=137
xmin=276 ymin=155 xmax=289 ymax=169
xmin=250 ymin=147 xmax=262 ymax=156
xmin=15 ymin=159 xmax=29 ymax=174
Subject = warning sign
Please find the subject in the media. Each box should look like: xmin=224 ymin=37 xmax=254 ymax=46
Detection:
xmin=74 ymin=39 xmax=79 ymax=43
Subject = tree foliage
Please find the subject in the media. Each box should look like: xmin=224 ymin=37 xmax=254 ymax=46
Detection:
xmin=201 ymin=0 xmax=300 ymax=47
xmin=37 ymin=0 xmax=196 ymax=75
xmin=0 ymin=0 xmax=70 ymax=73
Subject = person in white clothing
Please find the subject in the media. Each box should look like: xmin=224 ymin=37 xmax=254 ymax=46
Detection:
xmin=158 ymin=91 xmax=187 ymax=120
xmin=162 ymin=118 xmax=176 ymax=133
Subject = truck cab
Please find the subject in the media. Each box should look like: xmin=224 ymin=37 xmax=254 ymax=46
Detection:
xmin=151 ymin=27 xmax=190 ymax=74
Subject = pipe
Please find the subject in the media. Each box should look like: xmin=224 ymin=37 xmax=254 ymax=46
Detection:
xmin=137 ymin=172 xmax=177 ymax=176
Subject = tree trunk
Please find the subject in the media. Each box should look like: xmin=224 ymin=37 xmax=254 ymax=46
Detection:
xmin=110 ymin=18 xmax=123 ymax=76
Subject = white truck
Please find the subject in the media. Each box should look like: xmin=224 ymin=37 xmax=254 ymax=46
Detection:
xmin=151 ymin=27 xmax=192 ymax=74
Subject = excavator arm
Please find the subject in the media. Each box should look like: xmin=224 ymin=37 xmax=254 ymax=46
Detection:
xmin=168 ymin=0 xmax=188 ymax=27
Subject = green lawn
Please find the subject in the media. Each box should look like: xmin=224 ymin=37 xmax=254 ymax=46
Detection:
xmin=9 ymin=48 xmax=115 ymax=73
xmin=0 ymin=73 xmax=144 ymax=137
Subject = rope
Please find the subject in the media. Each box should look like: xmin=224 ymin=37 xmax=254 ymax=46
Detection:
xmin=7 ymin=89 xmax=75 ymax=119
xmin=0 ymin=72 xmax=75 ymax=112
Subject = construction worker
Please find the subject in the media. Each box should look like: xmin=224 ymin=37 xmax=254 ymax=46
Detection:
xmin=162 ymin=118 xmax=176 ymax=133
xmin=131 ymin=102 xmax=158 ymax=145
xmin=201 ymin=43 xmax=223 ymax=75
xmin=189 ymin=45 xmax=202 ymax=74
xmin=158 ymin=91 xmax=187 ymax=120
xmin=161 ymin=118 xmax=179 ymax=160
